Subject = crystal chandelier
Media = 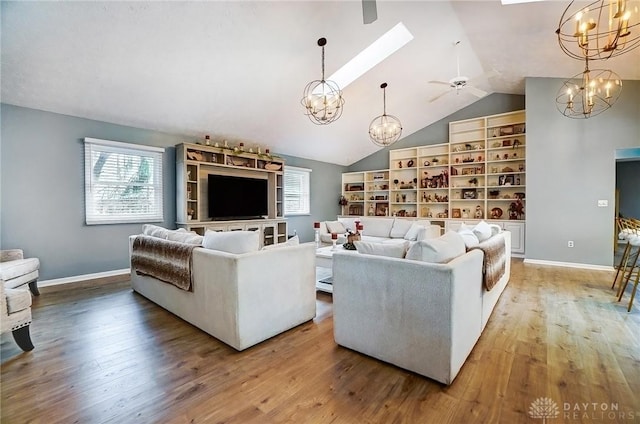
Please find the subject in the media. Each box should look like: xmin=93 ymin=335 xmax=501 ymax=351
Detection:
xmin=369 ymin=83 xmax=402 ymax=147
xmin=555 ymin=60 xmax=622 ymax=118
xmin=301 ymin=38 xmax=344 ymax=125
xmin=556 ymin=0 xmax=639 ymax=60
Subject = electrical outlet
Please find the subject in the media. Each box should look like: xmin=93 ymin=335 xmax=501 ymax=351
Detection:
xmin=597 ymin=200 xmax=608 ymax=207
xmin=568 ymin=241 xmax=574 ymax=248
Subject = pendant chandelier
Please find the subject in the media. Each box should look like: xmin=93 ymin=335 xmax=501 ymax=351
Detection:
xmin=555 ymin=59 xmax=622 ymax=118
xmin=369 ymin=83 xmax=402 ymax=147
xmin=556 ymin=0 xmax=639 ymax=60
xmin=301 ymin=38 xmax=345 ymax=125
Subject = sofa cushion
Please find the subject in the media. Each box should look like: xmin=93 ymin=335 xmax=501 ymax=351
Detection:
xmin=473 ymin=220 xmax=492 ymax=242
xmin=361 ymin=218 xmax=394 ymax=238
xmin=326 ymin=221 xmax=347 ymax=234
xmin=390 ymin=219 xmax=414 ymax=238
xmin=202 ymin=230 xmax=260 ymax=254
xmin=354 ymin=240 xmax=408 ymax=258
xmin=262 ymin=235 xmax=299 ymax=250
xmin=406 ymin=231 xmax=466 ymax=264
xmin=0 ymin=258 xmax=40 ymax=281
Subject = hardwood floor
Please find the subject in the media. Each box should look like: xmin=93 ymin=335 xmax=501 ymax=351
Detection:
xmin=2 ymin=260 xmax=639 ymax=423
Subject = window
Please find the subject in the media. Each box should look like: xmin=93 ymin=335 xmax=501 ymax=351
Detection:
xmin=84 ymin=138 xmax=164 ymax=225
xmin=284 ymin=166 xmax=311 ymax=216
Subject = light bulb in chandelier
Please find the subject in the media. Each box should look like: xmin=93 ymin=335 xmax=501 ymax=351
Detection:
xmin=556 ymin=62 xmax=622 ymax=118
xmin=301 ymin=38 xmax=345 ymax=125
xmin=369 ymin=83 xmax=402 ymax=147
xmin=556 ymin=0 xmax=640 ymax=60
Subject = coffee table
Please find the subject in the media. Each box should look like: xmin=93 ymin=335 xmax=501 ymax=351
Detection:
xmin=315 ymin=245 xmax=345 ymax=294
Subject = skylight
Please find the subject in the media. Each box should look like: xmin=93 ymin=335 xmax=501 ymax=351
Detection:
xmin=327 ymin=22 xmax=414 ymax=90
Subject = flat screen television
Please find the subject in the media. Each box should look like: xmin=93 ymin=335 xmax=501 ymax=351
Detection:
xmin=208 ymin=174 xmax=268 ymax=220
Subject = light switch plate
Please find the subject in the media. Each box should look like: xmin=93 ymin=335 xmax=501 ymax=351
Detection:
xmin=597 ymin=200 xmax=608 ymax=207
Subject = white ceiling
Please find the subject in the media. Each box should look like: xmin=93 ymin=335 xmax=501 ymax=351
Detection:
xmin=2 ymin=1 xmax=639 ymax=166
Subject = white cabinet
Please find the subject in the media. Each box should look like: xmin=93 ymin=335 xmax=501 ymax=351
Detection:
xmin=502 ymin=221 xmax=525 ymax=255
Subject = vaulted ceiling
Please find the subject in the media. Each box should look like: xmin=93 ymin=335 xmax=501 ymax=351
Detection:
xmin=2 ymin=1 xmax=638 ymax=165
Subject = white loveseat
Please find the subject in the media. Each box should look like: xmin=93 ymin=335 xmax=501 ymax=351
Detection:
xmin=332 ymin=230 xmax=511 ymax=385
xmin=319 ymin=217 xmax=441 ymax=245
xmin=129 ymin=227 xmax=316 ymax=351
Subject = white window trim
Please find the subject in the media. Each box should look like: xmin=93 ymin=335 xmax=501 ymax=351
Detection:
xmin=284 ymin=165 xmax=312 ymax=216
xmin=84 ymin=137 xmax=165 ymax=225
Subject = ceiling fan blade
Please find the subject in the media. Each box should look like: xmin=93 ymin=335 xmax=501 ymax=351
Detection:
xmin=466 ymin=86 xmax=488 ymax=98
xmin=428 ymin=80 xmax=451 ymax=86
xmin=362 ymin=0 xmax=377 ymax=24
xmin=429 ymin=90 xmax=451 ymax=103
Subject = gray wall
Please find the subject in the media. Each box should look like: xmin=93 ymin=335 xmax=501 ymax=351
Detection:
xmin=348 ymin=93 xmax=525 ymax=172
xmin=616 ymin=160 xmax=640 ymax=219
xmin=278 ymin=154 xmax=346 ymax=243
xmin=525 ymin=78 xmax=640 ymax=267
xmin=0 ymin=104 xmax=345 ymax=280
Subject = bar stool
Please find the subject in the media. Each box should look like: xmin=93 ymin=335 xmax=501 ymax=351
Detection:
xmin=617 ymin=232 xmax=640 ymax=312
xmin=612 ymin=218 xmax=639 ymax=292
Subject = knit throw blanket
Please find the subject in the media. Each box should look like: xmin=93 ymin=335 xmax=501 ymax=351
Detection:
xmin=471 ymin=233 xmax=506 ymax=291
xmin=131 ymin=235 xmax=196 ymax=291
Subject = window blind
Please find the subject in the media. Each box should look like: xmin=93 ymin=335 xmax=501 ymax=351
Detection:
xmin=284 ymin=166 xmax=311 ymax=216
xmin=84 ymin=138 xmax=165 ymax=225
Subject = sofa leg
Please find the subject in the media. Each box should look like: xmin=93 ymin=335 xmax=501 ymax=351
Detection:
xmin=12 ymin=325 xmax=34 ymax=351
xmin=28 ymin=281 xmax=40 ymax=296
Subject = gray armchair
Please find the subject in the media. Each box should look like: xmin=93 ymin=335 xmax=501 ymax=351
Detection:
xmin=1 ymin=281 xmax=34 ymax=351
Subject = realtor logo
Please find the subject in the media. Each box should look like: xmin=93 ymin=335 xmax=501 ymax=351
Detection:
xmin=529 ymin=397 xmax=560 ymax=423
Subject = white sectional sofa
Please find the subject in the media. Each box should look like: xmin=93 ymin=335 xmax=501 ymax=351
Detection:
xmin=318 ymin=216 xmax=441 ymax=245
xmin=332 ymin=229 xmax=511 ymax=385
xmin=129 ymin=226 xmax=316 ymax=351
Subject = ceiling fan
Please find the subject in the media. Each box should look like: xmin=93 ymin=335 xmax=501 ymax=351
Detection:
xmin=428 ymin=41 xmax=497 ymax=103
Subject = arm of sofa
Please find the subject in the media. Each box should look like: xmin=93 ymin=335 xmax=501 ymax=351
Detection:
xmin=332 ymin=249 xmax=484 ymax=384
xmin=191 ymin=243 xmax=317 ymax=350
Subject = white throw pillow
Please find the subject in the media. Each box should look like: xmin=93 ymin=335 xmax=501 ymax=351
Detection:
xmin=489 ymin=224 xmax=502 ymax=237
xmin=337 ymin=217 xmax=359 ymax=232
xmin=404 ymin=223 xmax=425 ymax=241
xmin=142 ymin=224 xmax=171 ymax=239
xmin=326 ymin=221 xmax=347 ymax=234
xmin=405 ymin=231 xmax=466 ymax=263
xmin=354 ymin=240 xmax=408 ymax=258
xmin=262 ymin=235 xmax=300 ymax=250
xmin=390 ymin=219 xmax=414 ymax=238
xmin=202 ymin=230 xmax=259 ymax=254
xmin=166 ymin=230 xmax=204 ymax=245
xmin=457 ymin=227 xmax=480 ymax=249
xmin=473 ymin=220 xmax=492 ymax=242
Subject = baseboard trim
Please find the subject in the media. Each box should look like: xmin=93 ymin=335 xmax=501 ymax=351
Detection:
xmin=523 ymin=259 xmax=614 ymax=272
xmin=39 ymin=268 xmax=130 ymax=288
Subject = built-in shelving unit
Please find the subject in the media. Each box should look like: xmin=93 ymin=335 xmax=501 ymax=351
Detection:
xmin=176 ymin=143 xmax=287 ymax=247
xmin=341 ymin=169 xmax=390 ymax=217
xmin=340 ymin=110 xmax=526 ymax=255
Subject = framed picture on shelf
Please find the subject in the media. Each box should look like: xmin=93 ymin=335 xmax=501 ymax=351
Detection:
xmin=452 ymin=208 xmax=461 ymax=218
xmin=504 ymin=175 xmax=515 ymax=186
